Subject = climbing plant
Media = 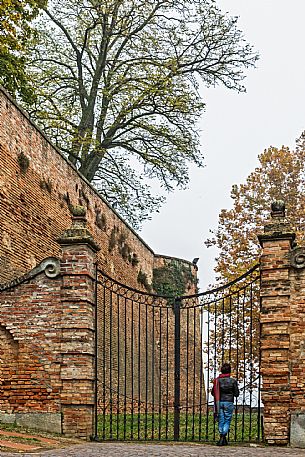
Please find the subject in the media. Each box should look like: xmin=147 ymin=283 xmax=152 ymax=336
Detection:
xmin=152 ymin=259 xmax=196 ymax=298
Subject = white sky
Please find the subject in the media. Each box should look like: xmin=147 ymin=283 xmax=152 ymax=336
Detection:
xmin=141 ymin=0 xmax=305 ymax=289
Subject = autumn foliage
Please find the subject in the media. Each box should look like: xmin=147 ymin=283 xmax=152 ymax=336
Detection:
xmin=205 ymin=134 xmax=305 ymax=381
xmin=206 ymin=132 xmax=305 ymax=282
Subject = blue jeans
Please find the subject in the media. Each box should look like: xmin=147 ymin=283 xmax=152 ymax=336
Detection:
xmin=218 ymin=401 xmax=234 ymax=435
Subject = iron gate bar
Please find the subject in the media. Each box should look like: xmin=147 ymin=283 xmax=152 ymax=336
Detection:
xmin=102 ymin=282 xmax=106 ymax=439
xmin=249 ymin=282 xmax=253 ymax=440
xmin=165 ymin=306 xmax=169 ymax=440
xmin=131 ymin=297 xmax=134 ymax=440
xmin=174 ymin=297 xmax=181 ymax=441
xmin=116 ymin=294 xmax=120 ymax=440
xmin=123 ymin=295 xmax=126 ymax=438
xmin=158 ymin=307 xmax=162 ymax=440
xmin=204 ymin=301 xmax=209 ymax=441
xmin=145 ymin=301 xmax=148 ymax=439
xmin=192 ymin=307 xmax=196 ymax=440
xmin=95 ymin=264 xmax=260 ymax=443
xmin=213 ymin=295 xmax=217 ymax=441
xmin=185 ymin=307 xmax=189 ymax=441
xmin=152 ymin=305 xmax=155 ymax=440
xmin=242 ymin=287 xmax=246 ymax=441
xmin=234 ymin=291 xmax=240 ymax=442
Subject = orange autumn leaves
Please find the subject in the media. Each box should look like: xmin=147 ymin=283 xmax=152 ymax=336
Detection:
xmin=206 ymin=133 xmax=305 ymax=283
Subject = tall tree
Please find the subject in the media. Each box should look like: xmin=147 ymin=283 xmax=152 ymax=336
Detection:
xmin=0 ymin=0 xmax=40 ymax=102
xmin=27 ymin=0 xmax=258 ymax=227
xmin=206 ymin=133 xmax=305 ymax=282
xmin=205 ymin=135 xmax=305 ymax=381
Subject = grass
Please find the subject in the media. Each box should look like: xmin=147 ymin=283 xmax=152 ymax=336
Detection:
xmin=97 ymin=411 xmax=261 ymax=443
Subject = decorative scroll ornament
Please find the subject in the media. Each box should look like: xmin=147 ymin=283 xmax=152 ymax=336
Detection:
xmin=289 ymin=247 xmax=305 ymax=269
xmin=0 ymin=257 xmax=60 ymax=292
xmin=40 ymin=257 xmax=61 ymax=278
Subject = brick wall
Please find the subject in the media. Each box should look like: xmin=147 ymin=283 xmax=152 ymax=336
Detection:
xmin=0 ymin=262 xmax=62 ymax=433
xmin=259 ymin=202 xmax=305 ymax=447
xmin=0 ymin=87 xmax=156 ymax=289
xmin=0 ymin=211 xmax=99 ymax=438
xmin=0 ymin=87 xmax=202 ymax=438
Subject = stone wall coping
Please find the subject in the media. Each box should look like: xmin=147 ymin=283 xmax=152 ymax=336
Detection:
xmin=58 ymin=233 xmax=100 ymax=252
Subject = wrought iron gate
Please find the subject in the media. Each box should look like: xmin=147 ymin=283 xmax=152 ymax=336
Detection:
xmin=94 ymin=265 xmax=261 ymax=443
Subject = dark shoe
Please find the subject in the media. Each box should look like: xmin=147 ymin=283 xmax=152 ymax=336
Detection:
xmin=216 ymin=435 xmax=225 ymax=446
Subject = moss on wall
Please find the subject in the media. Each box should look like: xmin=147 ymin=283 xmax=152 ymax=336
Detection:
xmin=152 ymin=259 xmax=197 ymax=297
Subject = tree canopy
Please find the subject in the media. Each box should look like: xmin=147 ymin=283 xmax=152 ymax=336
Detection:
xmin=27 ymin=0 xmax=258 ymax=227
xmin=206 ymin=133 xmax=305 ymax=282
xmin=0 ymin=0 xmax=41 ymax=102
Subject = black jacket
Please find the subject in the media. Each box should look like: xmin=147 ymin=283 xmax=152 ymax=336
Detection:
xmin=212 ymin=376 xmax=239 ymax=402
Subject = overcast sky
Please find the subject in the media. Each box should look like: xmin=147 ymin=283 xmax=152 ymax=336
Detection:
xmin=141 ymin=0 xmax=305 ymax=289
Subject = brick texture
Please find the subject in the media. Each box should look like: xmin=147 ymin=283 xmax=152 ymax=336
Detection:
xmin=0 ymin=87 xmax=156 ymax=289
xmin=0 ymin=87 xmax=201 ymax=438
xmin=258 ymin=208 xmax=305 ymax=445
xmin=0 ymin=275 xmax=62 ymax=416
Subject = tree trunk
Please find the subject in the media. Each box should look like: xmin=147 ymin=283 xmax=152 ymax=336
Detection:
xmin=78 ymin=149 xmax=106 ymax=182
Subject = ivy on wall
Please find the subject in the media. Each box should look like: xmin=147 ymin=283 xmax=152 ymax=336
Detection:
xmin=152 ymin=259 xmax=197 ymax=298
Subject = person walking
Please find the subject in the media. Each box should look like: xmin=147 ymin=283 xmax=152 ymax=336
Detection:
xmin=211 ymin=362 xmax=239 ymax=446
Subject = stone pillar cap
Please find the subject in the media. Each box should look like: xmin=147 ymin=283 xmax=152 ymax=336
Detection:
xmin=258 ymin=201 xmax=296 ymax=246
xmin=271 ymin=200 xmax=285 ymax=218
xmin=58 ymin=205 xmax=100 ymax=252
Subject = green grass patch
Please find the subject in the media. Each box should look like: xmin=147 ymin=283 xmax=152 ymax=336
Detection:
xmin=97 ymin=411 xmax=261 ymax=442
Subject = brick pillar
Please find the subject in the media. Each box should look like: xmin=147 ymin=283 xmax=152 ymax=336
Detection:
xmin=58 ymin=206 xmax=99 ymax=438
xmin=289 ymin=237 xmax=305 ymax=446
xmin=258 ymin=201 xmax=295 ymax=445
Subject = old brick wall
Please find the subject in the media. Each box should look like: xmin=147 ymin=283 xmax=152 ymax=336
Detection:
xmin=0 ymin=87 xmax=155 ymax=289
xmin=0 ymin=265 xmax=62 ymax=432
xmin=0 ymin=87 xmax=203 ymax=438
xmin=0 ymin=210 xmax=99 ymax=438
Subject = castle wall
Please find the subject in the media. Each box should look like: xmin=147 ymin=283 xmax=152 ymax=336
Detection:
xmin=0 ymin=87 xmax=202 ymax=438
xmin=0 ymin=87 xmax=155 ymax=289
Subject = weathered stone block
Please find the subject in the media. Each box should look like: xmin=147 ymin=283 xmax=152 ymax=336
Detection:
xmin=291 ymin=413 xmax=305 ymax=448
xmin=16 ymin=412 xmax=62 ymax=434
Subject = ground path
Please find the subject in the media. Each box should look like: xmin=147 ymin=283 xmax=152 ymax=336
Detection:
xmin=1 ymin=442 xmax=305 ymax=456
